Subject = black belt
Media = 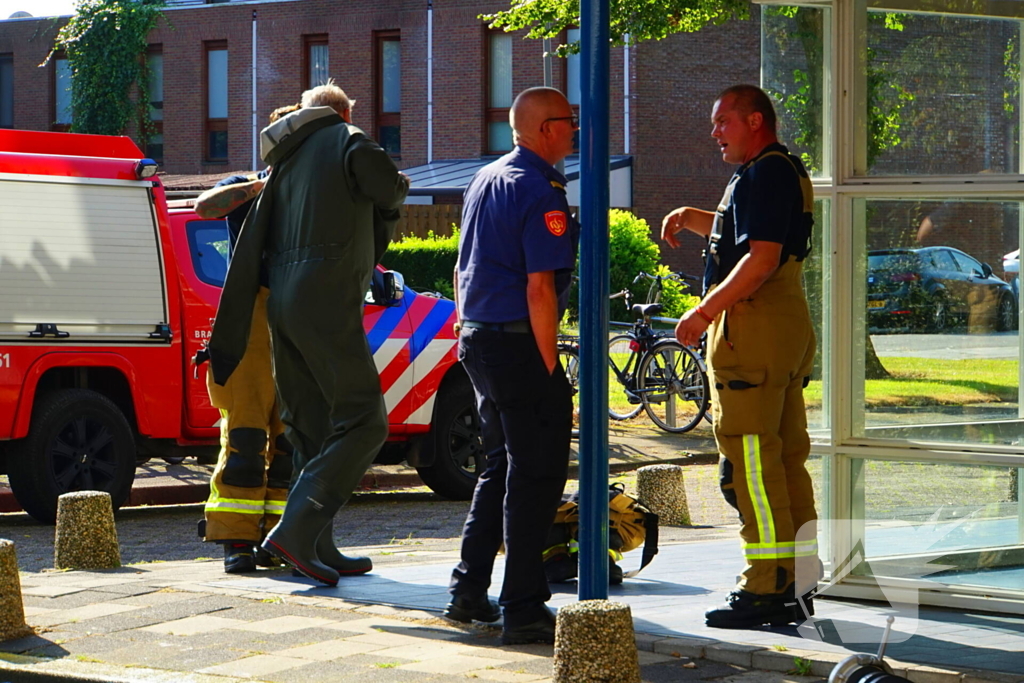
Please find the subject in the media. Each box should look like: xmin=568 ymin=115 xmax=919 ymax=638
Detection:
xmin=461 ymin=319 xmax=532 ymax=334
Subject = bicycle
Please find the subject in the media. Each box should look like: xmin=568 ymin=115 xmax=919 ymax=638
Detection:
xmin=558 ymin=272 xmax=710 ymax=433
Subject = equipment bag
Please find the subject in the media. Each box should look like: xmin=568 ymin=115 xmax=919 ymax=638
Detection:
xmin=543 ymin=482 xmax=659 ymax=583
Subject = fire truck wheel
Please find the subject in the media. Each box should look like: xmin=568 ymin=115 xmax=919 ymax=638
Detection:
xmin=8 ymin=389 xmax=137 ymax=524
xmin=415 ymin=374 xmax=483 ymax=501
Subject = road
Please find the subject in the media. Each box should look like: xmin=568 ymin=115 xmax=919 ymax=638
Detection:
xmin=871 ymin=331 xmax=1020 ymax=360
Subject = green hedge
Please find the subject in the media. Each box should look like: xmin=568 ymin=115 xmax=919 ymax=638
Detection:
xmin=380 ymin=211 xmax=699 ymax=320
xmin=572 ymin=210 xmax=699 ymax=322
xmin=379 ymin=230 xmax=459 ymax=300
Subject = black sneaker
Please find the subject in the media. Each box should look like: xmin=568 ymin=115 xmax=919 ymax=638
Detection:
xmin=501 ymin=607 xmax=556 ymax=645
xmin=444 ymin=594 xmax=501 ymax=623
xmin=705 ymin=590 xmax=796 ymax=629
xmin=223 ymin=543 xmax=257 ymax=574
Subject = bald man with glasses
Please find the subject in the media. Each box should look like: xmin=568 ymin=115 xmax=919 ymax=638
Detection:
xmin=444 ymin=87 xmax=580 ymax=645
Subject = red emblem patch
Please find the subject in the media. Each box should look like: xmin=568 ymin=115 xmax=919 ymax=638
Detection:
xmin=544 ymin=211 xmax=567 ymax=237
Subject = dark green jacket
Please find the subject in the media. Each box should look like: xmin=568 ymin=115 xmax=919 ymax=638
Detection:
xmin=208 ymin=106 xmax=409 ymax=385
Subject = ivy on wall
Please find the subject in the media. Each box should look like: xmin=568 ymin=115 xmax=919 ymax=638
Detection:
xmin=46 ymin=0 xmax=165 ymax=141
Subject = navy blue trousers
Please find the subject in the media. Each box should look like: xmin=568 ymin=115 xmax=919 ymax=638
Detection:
xmin=449 ymin=327 xmax=572 ymax=627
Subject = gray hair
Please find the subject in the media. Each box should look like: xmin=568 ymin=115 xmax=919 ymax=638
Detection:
xmin=301 ymin=79 xmax=356 ymax=115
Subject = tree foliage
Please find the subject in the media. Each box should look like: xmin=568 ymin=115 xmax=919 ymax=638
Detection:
xmin=47 ymin=0 xmax=165 ymax=139
xmin=482 ymin=0 xmax=749 ymax=55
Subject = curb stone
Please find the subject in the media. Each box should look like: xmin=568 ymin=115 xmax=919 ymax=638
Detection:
xmin=634 ymin=635 xmax=1024 ymax=683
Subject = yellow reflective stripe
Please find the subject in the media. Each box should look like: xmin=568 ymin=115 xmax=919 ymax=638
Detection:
xmin=264 ymin=502 xmax=286 ymax=514
xmin=745 ymin=551 xmax=795 ymax=560
xmin=206 ymin=500 xmax=264 ymax=510
xmin=744 ymin=543 xmax=795 ymax=556
xmin=204 ymin=504 xmax=266 ymax=515
xmin=742 ymin=434 xmax=776 ymax=545
xmin=608 ymin=549 xmax=624 ymax=562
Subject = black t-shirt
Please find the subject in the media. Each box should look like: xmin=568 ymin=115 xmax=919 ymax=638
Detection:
xmin=215 ymin=169 xmax=270 ymax=286
xmin=704 ymin=143 xmax=812 ymax=291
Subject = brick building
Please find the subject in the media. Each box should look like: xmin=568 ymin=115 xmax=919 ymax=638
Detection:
xmin=0 ymin=0 xmax=763 ymax=274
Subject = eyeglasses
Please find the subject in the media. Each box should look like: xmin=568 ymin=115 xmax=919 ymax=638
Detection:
xmin=542 ymin=114 xmax=580 ymax=130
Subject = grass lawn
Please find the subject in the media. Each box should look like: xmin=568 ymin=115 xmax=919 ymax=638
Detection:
xmin=804 ymin=356 xmax=1019 ymax=409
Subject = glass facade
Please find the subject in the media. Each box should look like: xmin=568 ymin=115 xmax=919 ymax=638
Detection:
xmin=761 ymin=0 xmax=1024 ymax=612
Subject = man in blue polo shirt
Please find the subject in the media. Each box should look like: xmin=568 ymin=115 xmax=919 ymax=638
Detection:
xmin=444 ymin=87 xmax=579 ymax=645
xmin=661 ymin=85 xmax=817 ymax=629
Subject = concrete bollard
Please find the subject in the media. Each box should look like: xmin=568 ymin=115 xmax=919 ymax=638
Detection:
xmin=54 ymin=491 xmax=121 ymax=570
xmin=636 ymin=464 xmax=690 ymax=525
xmin=0 ymin=539 xmax=32 ymax=641
xmin=553 ymin=600 xmax=640 ymax=683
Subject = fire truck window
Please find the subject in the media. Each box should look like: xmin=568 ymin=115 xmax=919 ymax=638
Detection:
xmin=186 ymin=220 xmax=230 ymax=287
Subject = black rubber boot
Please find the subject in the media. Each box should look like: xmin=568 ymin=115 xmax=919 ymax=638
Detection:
xmin=705 ymin=590 xmax=797 ymax=629
xmin=261 ymin=478 xmax=342 ymax=586
xmin=316 ymin=519 xmax=372 ymax=575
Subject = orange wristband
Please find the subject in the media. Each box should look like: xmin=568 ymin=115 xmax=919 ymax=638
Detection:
xmin=695 ymin=305 xmax=714 ymax=324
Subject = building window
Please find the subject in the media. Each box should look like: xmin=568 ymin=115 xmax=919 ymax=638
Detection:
xmin=53 ymin=54 xmax=72 ymax=130
xmin=486 ymin=31 xmax=513 ymax=154
xmin=205 ymin=42 xmax=228 ymax=162
xmin=146 ymin=47 xmax=163 ymax=161
xmin=375 ymin=31 xmax=400 ymax=156
xmin=0 ymin=54 xmax=12 ymax=129
xmin=305 ymin=35 xmax=329 ymax=89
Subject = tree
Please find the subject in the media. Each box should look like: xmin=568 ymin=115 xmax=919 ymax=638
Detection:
xmin=46 ymin=0 xmax=165 ymax=141
xmin=483 ymin=0 xmax=749 ymax=54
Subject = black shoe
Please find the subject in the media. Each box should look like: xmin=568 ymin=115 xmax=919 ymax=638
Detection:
xmin=444 ymin=594 xmax=501 ymax=623
xmin=254 ymin=545 xmax=285 ymax=568
xmin=316 ymin=520 xmax=372 ymax=575
xmin=544 ymin=554 xmax=578 ymax=584
xmin=501 ymin=607 xmax=556 ymax=645
xmin=784 ymin=585 xmax=815 ymax=619
xmin=705 ymin=590 xmax=796 ymax=629
xmin=223 ymin=543 xmax=257 ymax=574
xmin=609 ymin=558 xmax=623 ymax=586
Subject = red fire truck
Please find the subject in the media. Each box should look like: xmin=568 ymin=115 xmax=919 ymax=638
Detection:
xmin=0 ymin=130 xmax=481 ymax=523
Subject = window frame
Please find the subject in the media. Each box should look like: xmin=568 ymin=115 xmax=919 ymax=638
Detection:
xmin=303 ymin=34 xmax=329 ymax=90
xmin=484 ymin=29 xmax=514 ymax=155
xmin=0 ymin=53 xmax=12 ymax=129
xmin=204 ymin=40 xmax=228 ymax=163
xmin=145 ymin=45 xmax=164 ymax=162
xmin=374 ymin=30 xmax=401 ymax=157
xmin=51 ymin=51 xmax=72 ymax=132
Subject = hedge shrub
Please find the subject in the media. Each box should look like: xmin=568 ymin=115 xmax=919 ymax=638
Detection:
xmin=379 ymin=229 xmax=459 ymax=299
xmin=380 ymin=211 xmax=699 ymax=320
xmin=572 ymin=210 xmax=699 ymax=322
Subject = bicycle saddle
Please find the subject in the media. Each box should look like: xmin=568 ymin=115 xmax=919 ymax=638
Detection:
xmin=632 ymin=303 xmax=663 ymax=317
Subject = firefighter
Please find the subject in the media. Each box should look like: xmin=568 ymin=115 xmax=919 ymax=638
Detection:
xmin=662 ymin=84 xmax=818 ymax=629
xmin=208 ymin=82 xmax=409 ymax=586
xmin=197 ymin=104 xmax=298 ymax=574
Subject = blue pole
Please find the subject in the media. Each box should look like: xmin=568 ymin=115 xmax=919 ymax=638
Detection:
xmin=577 ymin=0 xmax=610 ymax=600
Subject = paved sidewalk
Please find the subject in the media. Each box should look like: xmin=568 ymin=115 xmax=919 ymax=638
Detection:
xmin=2 ymin=538 xmax=1023 ymax=683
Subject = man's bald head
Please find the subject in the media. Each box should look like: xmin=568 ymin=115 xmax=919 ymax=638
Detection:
xmin=511 ymin=87 xmax=571 ymax=144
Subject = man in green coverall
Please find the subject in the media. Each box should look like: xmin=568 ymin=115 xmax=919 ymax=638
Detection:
xmin=208 ymin=81 xmax=409 ymax=586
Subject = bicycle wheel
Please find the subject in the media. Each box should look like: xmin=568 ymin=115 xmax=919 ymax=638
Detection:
xmin=558 ymin=343 xmax=581 ymax=430
xmin=637 ymin=340 xmax=709 ymax=433
xmin=607 ymin=334 xmax=643 ymax=420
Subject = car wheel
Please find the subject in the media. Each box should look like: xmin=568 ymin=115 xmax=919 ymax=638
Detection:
xmin=415 ymin=373 xmax=483 ymax=501
xmin=7 ymin=389 xmax=136 ymax=524
xmin=997 ymin=293 xmax=1018 ymax=332
xmin=930 ymin=293 xmax=949 ymax=332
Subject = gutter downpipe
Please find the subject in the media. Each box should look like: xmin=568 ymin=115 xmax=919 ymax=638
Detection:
xmin=251 ymin=10 xmax=258 ymax=170
xmin=623 ymin=33 xmax=630 ymax=154
xmin=577 ymin=0 xmax=611 ymax=599
xmin=427 ymin=0 xmax=434 ymax=163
